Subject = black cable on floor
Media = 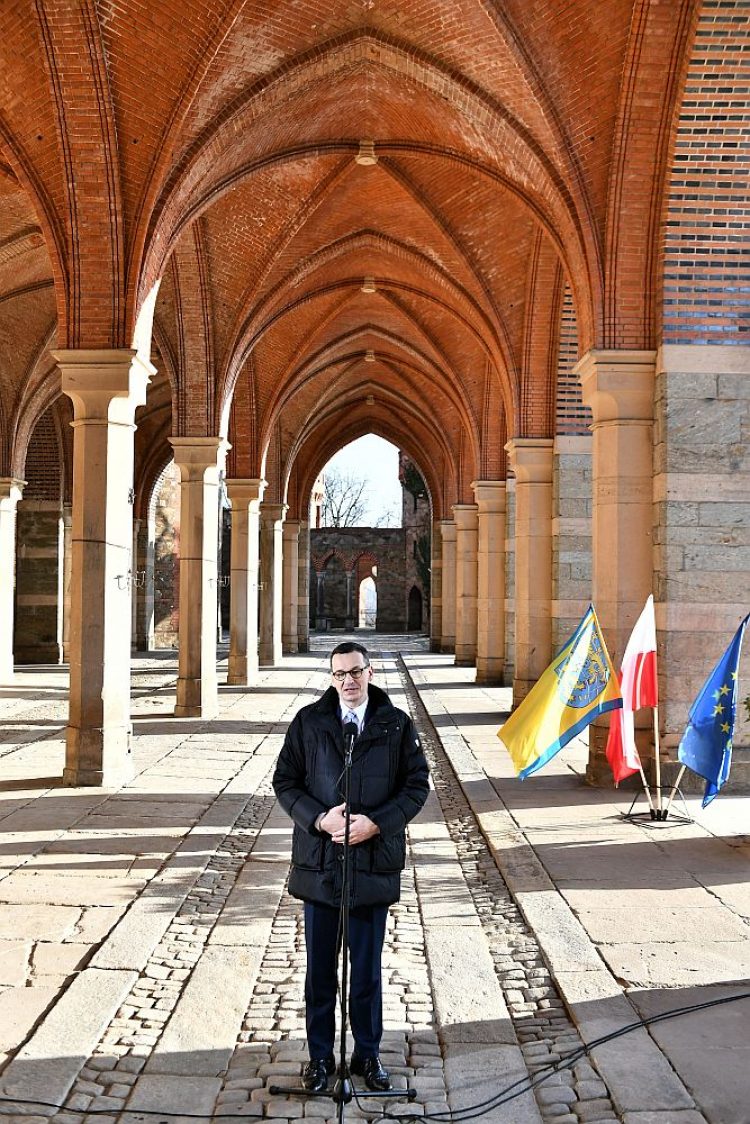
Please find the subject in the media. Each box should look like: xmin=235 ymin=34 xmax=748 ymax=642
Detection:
xmin=1 ymin=988 xmax=748 ymax=1121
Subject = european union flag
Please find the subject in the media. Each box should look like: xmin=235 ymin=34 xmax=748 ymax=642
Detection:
xmin=677 ymin=613 xmax=750 ymax=807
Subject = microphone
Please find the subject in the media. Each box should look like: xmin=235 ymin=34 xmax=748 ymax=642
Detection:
xmin=342 ymin=720 xmax=357 ymax=766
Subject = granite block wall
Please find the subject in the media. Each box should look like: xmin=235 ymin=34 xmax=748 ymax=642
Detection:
xmin=655 ymin=345 xmax=750 ymax=755
xmin=552 ymin=436 xmax=592 ymax=652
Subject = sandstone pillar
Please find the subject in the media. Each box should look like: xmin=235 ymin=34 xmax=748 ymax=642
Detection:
xmin=655 ymin=345 xmax=750 ymax=781
xmin=55 ymin=348 xmax=151 ymax=786
xmin=170 ymin=437 xmax=228 ymax=718
xmin=439 ymin=520 xmax=457 ymax=653
xmin=577 ymin=349 xmax=656 ymax=784
xmin=282 ymin=519 xmax=301 ymax=653
xmin=472 ymin=481 xmax=507 ymax=685
xmin=429 ymin=520 xmax=443 ymax=653
xmin=226 ymin=478 xmax=264 ymax=685
xmin=506 ymin=440 xmax=554 ymax=704
xmin=61 ymin=501 xmax=72 ymax=663
xmin=297 ymin=520 xmax=310 ymax=651
xmin=453 ymin=504 xmax=479 ymax=667
xmin=133 ymin=513 xmax=155 ymax=651
xmin=0 ymin=479 xmax=24 ymax=683
xmin=259 ymin=502 xmax=287 ymax=666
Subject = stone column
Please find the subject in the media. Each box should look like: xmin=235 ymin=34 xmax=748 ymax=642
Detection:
xmin=439 ymin=520 xmax=457 ymax=653
xmin=472 ymin=481 xmax=507 ymax=685
xmin=55 ymin=348 xmax=151 ymax=786
xmin=226 ymin=478 xmax=264 ymax=685
xmin=282 ymin=519 xmax=301 ymax=653
xmin=0 ymin=479 xmax=24 ymax=683
xmin=62 ymin=501 xmax=72 ymax=663
xmin=345 ymin=569 xmax=356 ymax=629
xmin=259 ymin=502 xmax=287 ymax=666
xmin=577 ymin=349 xmax=656 ymax=783
xmin=170 ymin=437 xmax=228 ymax=718
xmin=504 ymin=478 xmax=516 ymax=685
xmin=430 ymin=520 xmax=443 ymax=652
xmin=655 ymin=345 xmax=750 ymax=780
xmin=315 ymin=570 xmax=326 ymax=630
xmin=453 ymin=503 xmax=479 ymax=667
xmin=506 ymin=440 xmax=554 ymax=705
xmin=133 ymin=513 xmax=155 ymax=651
xmin=297 ymin=520 xmax=310 ymax=651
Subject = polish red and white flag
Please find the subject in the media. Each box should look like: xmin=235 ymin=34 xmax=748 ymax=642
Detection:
xmin=605 ymin=595 xmax=658 ymax=784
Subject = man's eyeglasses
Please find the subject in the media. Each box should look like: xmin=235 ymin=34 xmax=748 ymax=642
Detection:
xmin=331 ymin=665 xmax=369 ymax=682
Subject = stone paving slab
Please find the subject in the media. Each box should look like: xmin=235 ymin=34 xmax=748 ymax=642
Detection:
xmin=2 ymin=643 xmax=749 ymax=1124
xmin=0 ymin=967 xmax=137 ymax=1113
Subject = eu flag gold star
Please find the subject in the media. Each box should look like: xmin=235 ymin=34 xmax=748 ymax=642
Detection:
xmin=719 ymin=684 xmax=730 ymax=696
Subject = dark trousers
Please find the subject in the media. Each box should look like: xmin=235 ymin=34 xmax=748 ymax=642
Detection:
xmin=304 ymin=901 xmax=389 ymax=1060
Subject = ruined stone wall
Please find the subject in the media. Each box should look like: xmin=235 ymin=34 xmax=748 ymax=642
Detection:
xmin=310 ymin=528 xmax=408 ymax=632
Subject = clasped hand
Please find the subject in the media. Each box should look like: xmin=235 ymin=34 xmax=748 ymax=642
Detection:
xmin=320 ymin=802 xmax=379 ymax=844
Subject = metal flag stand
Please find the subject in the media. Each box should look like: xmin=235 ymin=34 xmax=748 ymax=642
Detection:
xmin=621 ymin=709 xmax=692 ymax=826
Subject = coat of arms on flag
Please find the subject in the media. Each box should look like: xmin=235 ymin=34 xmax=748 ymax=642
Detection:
xmin=498 ymin=604 xmax=622 ymax=779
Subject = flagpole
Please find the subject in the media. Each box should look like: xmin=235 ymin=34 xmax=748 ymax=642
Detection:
xmin=663 ymin=764 xmax=686 ymax=819
xmin=637 ymin=763 xmax=655 ymax=816
xmin=653 ymin=705 xmax=663 ymax=818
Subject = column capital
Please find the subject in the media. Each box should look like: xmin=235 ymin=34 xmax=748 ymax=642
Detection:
xmin=169 ymin=436 xmax=230 ymax=479
xmin=471 ymin=479 xmax=508 ymax=511
xmin=504 ymin=439 xmax=554 ymax=484
xmin=225 ymin=477 xmax=266 ymax=506
xmin=260 ymin=501 xmax=288 ymax=522
xmin=0 ymin=478 xmax=26 ymax=504
xmin=451 ymin=503 xmax=478 ymax=529
xmin=575 ymin=349 xmax=656 ymax=424
xmin=54 ymin=348 xmax=154 ymax=423
xmin=283 ymin=519 xmax=302 ymax=535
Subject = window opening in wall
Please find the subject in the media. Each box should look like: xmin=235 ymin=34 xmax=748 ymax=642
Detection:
xmin=359 ymin=575 xmax=377 ymax=629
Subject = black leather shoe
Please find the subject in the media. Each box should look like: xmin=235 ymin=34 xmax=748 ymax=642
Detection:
xmin=302 ymin=1056 xmax=336 ymax=1092
xmin=350 ymin=1054 xmax=392 ymax=1092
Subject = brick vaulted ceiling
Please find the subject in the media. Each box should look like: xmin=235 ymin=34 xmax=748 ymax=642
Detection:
xmin=0 ymin=1 xmax=744 ymax=519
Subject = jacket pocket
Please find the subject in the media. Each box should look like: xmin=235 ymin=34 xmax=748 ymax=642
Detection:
xmin=292 ymin=826 xmax=325 ymax=871
xmin=370 ymin=832 xmax=406 ymax=873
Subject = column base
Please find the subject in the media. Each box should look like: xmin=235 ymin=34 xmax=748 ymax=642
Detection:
xmin=175 ymin=678 xmax=218 ymax=719
xmin=441 ymin=642 xmax=455 ymax=654
xmin=512 ymin=678 xmax=535 ymax=707
xmin=63 ymin=724 xmax=135 ymax=787
xmin=454 ymin=655 xmax=476 ymax=667
xmin=477 ymin=661 xmax=505 ymax=686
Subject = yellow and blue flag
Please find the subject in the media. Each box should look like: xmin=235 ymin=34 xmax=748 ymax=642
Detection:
xmin=498 ymin=604 xmax=622 ymax=779
xmin=677 ymin=613 xmax=749 ymax=808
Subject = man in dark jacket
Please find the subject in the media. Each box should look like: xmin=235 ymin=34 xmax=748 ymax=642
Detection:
xmin=272 ymin=641 xmax=429 ymax=1094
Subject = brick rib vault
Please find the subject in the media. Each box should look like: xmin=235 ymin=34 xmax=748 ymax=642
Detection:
xmin=0 ymin=1 xmax=748 ymax=784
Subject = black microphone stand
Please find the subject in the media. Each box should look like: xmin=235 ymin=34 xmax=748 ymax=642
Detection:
xmin=271 ymin=722 xmax=417 ymax=1124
